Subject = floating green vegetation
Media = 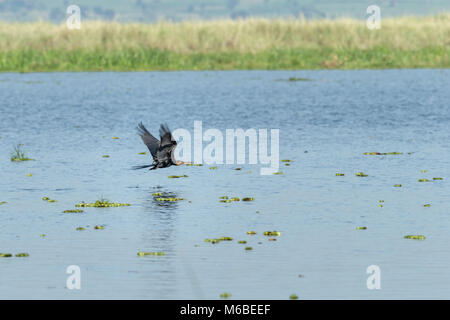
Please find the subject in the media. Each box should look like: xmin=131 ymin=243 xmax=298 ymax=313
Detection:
xmin=273 ymin=171 xmax=284 ymax=175
xmin=355 ymin=172 xmax=368 ymax=177
xmin=137 ymin=251 xmax=165 ymax=256
xmin=15 ymin=253 xmax=29 ymax=257
xmin=94 ymin=225 xmax=105 ymax=230
xmin=268 ymin=238 xmax=277 ymax=241
xmin=209 ymin=166 xmax=218 ymax=170
xmin=433 ymin=177 xmax=444 ymax=180
xmin=76 ymin=199 xmax=131 ymax=207
xmin=234 ymin=167 xmax=242 ymax=170
xmin=356 ymin=226 xmax=367 ymax=230
xmin=242 ymin=197 xmax=255 ymax=201
xmin=404 ymin=235 xmax=426 ymax=240
xmin=76 ymin=227 xmax=85 ymax=231
xmin=290 ymin=294 xmax=299 ymax=300
xmin=245 ymin=246 xmax=253 ymax=251
xmin=285 ymin=163 xmax=291 ymax=166
xmin=336 ymin=173 xmax=345 ymax=176
xmin=40 ymin=234 xmax=46 ymax=237
xmin=230 ymin=197 xmax=240 ymax=201
xmin=205 ymin=237 xmax=233 ymax=244
xmin=281 ymin=159 xmax=293 ymax=162
xmin=378 ymin=204 xmax=383 ymax=207
xmin=421 ymin=170 xmax=428 ymax=173
xmin=0 ymin=253 xmax=12 ymax=258
xmin=0 ymin=201 xmax=7 ymax=205
xmin=418 ymin=179 xmax=430 ymax=182
xmin=26 ymin=173 xmax=33 ymax=177
xmin=423 ymin=204 xmax=431 ymax=207
xmin=220 ymin=292 xmax=231 ymax=299
xmin=220 ymin=199 xmax=232 ymax=203
xmin=247 ymin=231 xmax=257 ymax=235
xmin=379 ymin=200 xmax=385 ymax=203
xmin=138 ymin=152 xmax=147 ymax=155
xmin=219 ymin=196 xmax=228 ymax=199
xmin=42 ymin=197 xmax=57 ymax=203
xmin=238 ymin=240 xmax=247 ymax=244
xmin=363 ymin=152 xmax=403 ymax=155
xmin=185 ymin=163 xmax=203 ymax=166
xmin=63 ymin=209 xmax=84 ymax=213
xmin=10 ymin=145 xmax=34 ymax=162
xmin=155 ymin=197 xmax=186 ymax=202
xmin=168 ymin=175 xmax=188 ymax=178
xmin=394 ymin=184 xmax=402 ymax=187
xmin=102 ymin=155 xmax=110 ymax=158
xmin=264 ymin=231 xmax=281 ymax=236
xmin=288 ymin=77 xmax=310 ymax=81
xmin=112 ymin=136 xmax=119 ymax=139
xmin=152 ymin=192 xmax=163 ymax=196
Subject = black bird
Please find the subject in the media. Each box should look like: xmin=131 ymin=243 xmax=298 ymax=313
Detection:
xmin=133 ymin=122 xmax=184 ymax=170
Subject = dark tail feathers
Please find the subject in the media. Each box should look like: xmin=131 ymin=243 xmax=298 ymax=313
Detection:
xmin=132 ymin=164 xmax=156 ymax=170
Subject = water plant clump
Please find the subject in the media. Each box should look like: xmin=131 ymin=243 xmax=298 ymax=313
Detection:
xmin=152 ymin=192 xmax=163 ymax=196
xmin=288 ymin=77 xmax=310 ymax=81
xmin=0 ymin=253 xmax=13 ymax=257
xmin=15 ymin=253 xmax=29 ymax=257
xmin=185 ymin=163 xmax=203 ymax=166
xmin=42 ymin=197 xmax=57 ymax=203
xmin=418 ymin=179 xmax=430 ymax=182
xmin=155 ymin=197 xmax=186 ymax=202
xmin=63 ymin=209 xmax=84 ymax=213
xmin=137 ymin=251 xmax=165 ymax=256
xmin=247 ymin=231 xmax=257 ymax=235
xmin=209 ymin=166 xmax=218 ymax=170
xmin=356 ymin=226 xmax=367 ymax=230
xmin=75 ymin=198 xmax=131 ymax=207
xmin=355 ymin=172 xmax=368 ymax=177
xmin=242 ymin=197 xmax=255 ymax=201
xmin=168 ymin=175 xmax=188 ymax=178
xmin=336 ymin=173 xmax=345 ymax=176
xmin=94 ymin=225 xmax=105 ymax=230
xmin=76 ymin=227 xmax=86 ymax=231
xmin=273 ymin=171 xmax=284 ymax=175
xmin=263 ymin=231 xmax=281 ymax=236
xmin=433 ymin=177 xmax=444 ymax=180
xmin=363 ymin=152 xmax=403 ymax=155
xmin=0 ymin=201 xmax=7 ymax=205
xmin=290 ymin=294 xmax=299 ymax=300
xmin=205 ymin=237 xmax=233 ymax=244
xmin=394 ymin=184 xmax=402 ymax=187
xmin=404 ymin=235 xmax=426 ymax=240
xmin=220 ymin=292 xmax=231 ymax=299
xmin=245 ymin=246 xmax=253 ymax=250
xmin=10 ymin=145 xmax=34 ymax=162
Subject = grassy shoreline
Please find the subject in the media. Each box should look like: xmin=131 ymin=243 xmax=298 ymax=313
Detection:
xmin=1 ymin=15 xmax=449 ymax=71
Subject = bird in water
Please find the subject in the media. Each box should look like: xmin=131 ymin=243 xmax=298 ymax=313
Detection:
xmin=133 ymin=122 xmax=184 ymax=170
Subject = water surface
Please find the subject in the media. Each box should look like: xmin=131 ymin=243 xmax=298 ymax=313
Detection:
xmin=0 ymin=69 xmax=449 ymax=299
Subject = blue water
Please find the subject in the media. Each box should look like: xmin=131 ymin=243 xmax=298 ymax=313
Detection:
xmin=0 ymin=69 xmax=449 ymax=299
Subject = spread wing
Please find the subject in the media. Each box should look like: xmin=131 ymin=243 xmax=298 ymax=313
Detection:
xmin=159 ymin=123 xmax=176 ymax=147
xmin=137 ymin=122 xmax=160 ymax=159
xmin=159 ymin=123 xmax=178 ymax=163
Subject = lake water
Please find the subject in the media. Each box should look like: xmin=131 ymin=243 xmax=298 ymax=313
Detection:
xmin=0 ymin=69 xmax=449 ymax=299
